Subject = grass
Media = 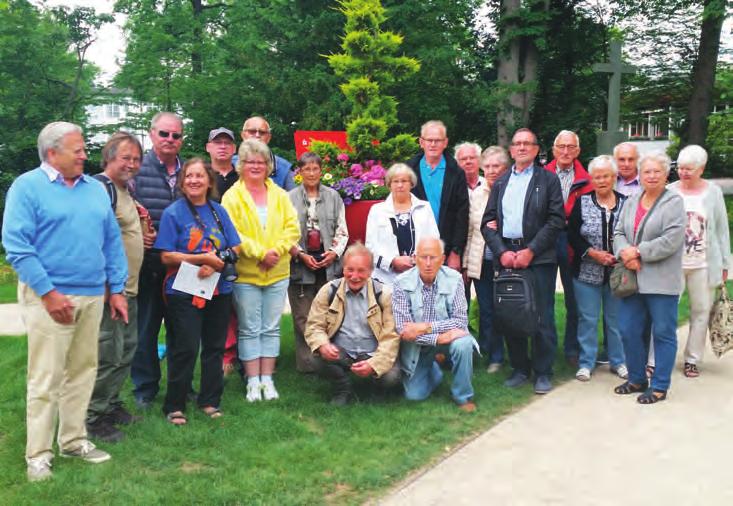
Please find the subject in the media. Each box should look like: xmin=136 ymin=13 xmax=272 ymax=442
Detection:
xmin=0 ymin=281 xmax=729 ymax=504
xmin=0 ymin=255 xmax=17 ymax=303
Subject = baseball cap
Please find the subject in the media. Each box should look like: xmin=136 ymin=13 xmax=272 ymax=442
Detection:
xmin=208 ymin=127 xmax=235 ymax=142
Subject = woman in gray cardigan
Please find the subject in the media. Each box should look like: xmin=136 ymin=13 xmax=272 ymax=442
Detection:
xmin=288 ymin=153 xmax=349 ymax=372
xmin=613 ymin=152 xmax=685 ymax=404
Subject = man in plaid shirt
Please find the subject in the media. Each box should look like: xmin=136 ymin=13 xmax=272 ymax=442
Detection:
xmin=392 ymin=237 xmax=477 ymax=412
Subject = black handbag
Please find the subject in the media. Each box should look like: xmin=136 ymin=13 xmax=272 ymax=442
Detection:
xmin=493 ymin=268 xmax=539 ymax=337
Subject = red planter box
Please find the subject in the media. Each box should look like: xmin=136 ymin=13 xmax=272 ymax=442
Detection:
xmin=344 ymin=199 xmax=382 ymax=245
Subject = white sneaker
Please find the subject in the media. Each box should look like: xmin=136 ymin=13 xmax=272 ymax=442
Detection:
xmin=261 ymin=381 xmax=279 ymax=401
xmin=486 ymin=363 xmax=502 ymax=374
xmin=27 ymin=457 xmax=52 ymax=482
xmin=613 ymin=364 xmax=629 ymax=379
xmin=246 ymin=381 xmax=262 ymax=402
xmin=60 ymin=440 xmax=111 ymax=464
xmin=575 ymin=368 xmax=591 ymax=382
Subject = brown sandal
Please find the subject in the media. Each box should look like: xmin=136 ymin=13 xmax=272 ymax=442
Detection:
xmin=684 ymin=362 xmax=700 ymax=378
xmin=614 ymin=381 xmax=648 ymax=395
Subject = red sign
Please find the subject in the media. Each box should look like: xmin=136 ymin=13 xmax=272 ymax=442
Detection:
xmin=294 ymin=130 xmax=349 ymax=158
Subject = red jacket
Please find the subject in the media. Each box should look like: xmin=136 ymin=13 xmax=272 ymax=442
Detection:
xmin=545 ymin=159 xmax=593 ymax=219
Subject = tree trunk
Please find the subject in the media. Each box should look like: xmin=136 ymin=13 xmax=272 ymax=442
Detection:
xmin=684 ymin=0 xmax=725 ymax=146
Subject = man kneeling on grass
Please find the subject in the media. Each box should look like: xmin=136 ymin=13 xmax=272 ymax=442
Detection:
xmin=392 ymin=237 xmax=477 ymax=413
xmin=304 ymin=243 xmax=401 ymax=405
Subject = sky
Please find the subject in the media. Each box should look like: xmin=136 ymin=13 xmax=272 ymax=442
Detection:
xmin=36 ymin=1 xmax=733 ymax=83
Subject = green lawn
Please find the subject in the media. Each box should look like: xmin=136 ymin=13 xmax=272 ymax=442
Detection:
xmin=0 ymin=282 xmax=728 ymax=504
xmin=0 ymin=255 xmax=17 ymax=303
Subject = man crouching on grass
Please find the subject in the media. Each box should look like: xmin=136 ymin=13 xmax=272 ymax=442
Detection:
xmin=392 ymin=237 xmax=477 ymax=412
xmin=304 ymin=243 xmax=401 ymax=406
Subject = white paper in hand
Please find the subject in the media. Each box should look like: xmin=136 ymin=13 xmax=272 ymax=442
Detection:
xmin=171 ymin=261 xmax=220 ymax=300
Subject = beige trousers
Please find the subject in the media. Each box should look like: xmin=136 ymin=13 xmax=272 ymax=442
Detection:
xmin=19 ymin=282 xmax=104 ymax=461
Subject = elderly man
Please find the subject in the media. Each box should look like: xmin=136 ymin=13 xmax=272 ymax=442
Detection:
xmin=405 ymin=121 xmax=469 ymax=272
xmin=206 ymin=127 xmax=238 ymax=199
xmin=455 ymin=141 xmax=483 ymax=312
xmin=86 ymin=132 xmax=147 ymax=443
xmin=482 ymin=128 xmax=565 ymax=394
xmin=130 ymin=111 xmax=183 ymax=409
xmin=2 ymin=122 xmax=128 ymax=481
xmin=392 ymin=237 xmax=476 ymax=412
xmin=545 ymin=130 xmax=593 ymax=365
xmin=614 ymin=142 xmax=642 ymax=196
xmin=240 ymin=116 xmax=295 ymax=190
xmin=304 ymin=243 xmax=401 ymax=405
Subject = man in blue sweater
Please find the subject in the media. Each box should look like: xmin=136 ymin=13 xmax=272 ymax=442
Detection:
xmin=2 ymin=122 xmax=128 ymax=482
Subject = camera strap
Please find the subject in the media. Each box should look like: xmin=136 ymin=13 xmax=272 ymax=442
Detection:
xmin=183 ymin=197 xmax=230 ymax=248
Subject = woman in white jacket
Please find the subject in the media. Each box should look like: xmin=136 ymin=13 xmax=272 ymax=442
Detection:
xmin=365 ymin=163 xmax=439 ymax=284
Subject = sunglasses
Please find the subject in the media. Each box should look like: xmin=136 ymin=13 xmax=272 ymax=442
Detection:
xmin=158 ymin=130 xmax=183 ymax=140
xmin=244 ymin=128 xmax=270 ymax=136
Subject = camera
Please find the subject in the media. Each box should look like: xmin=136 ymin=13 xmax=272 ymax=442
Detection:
xmin=216 ymin=247 xmax=239 ymax=282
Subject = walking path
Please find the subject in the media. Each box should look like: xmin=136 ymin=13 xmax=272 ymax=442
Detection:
xmin=0 ymin=303 xmax=23 ymax=335
xmin=380 ymin=324 xmax=733 ymax=505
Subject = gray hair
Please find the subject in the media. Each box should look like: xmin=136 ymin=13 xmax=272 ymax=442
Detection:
xmin=588 ymin=155 xmax=618 ymax=176
xmin=677 ymin=144 xmax=708 ymax=169
xmin=416 ymin=236 xmax=445 ymax=255
xmin=553 ymin=129 xmax=579 ymax=146
xmin=37 ymin=122 xmax=83 ymax=162
xmin=242 ymin=116 xmax=270 ymax=133
xmin=639 ymin=151 xmax=672 ymax=175
xmin=101 ymin=131 xmax=143 ymax=169
xmin=481 ymin=146 xmax=510 ymax=168
xmin=420 ymin=120 xmax=447 ymax=139
xmin=454 ymin=142 xmax=481 ymax=159
xmin=612 ymin=142 xmax=639 ymax=160
xmin=385 ymin=163 xmax=417 ymax=187
xmin=342 ymin=241 xmax=374 ymax=267
xmin=150 ymin=111 xmax=183 ymax=131
xmin=236 ymin=139 xmax=273 ymax=176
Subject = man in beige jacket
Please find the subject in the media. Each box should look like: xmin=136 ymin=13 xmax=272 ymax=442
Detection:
xmin=304 ymin=243 xmax=401 ymax=405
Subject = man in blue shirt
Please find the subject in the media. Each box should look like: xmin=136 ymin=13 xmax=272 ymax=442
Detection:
xmin=405 ymin=121 xmax=469 ymax=272
xmin=239 ymin=116 xmax=295 ymax=190
xmin=481 ymin=128 xmax=565 ymax=394
xmin=2 ymin=122 xmax=128 ymax=482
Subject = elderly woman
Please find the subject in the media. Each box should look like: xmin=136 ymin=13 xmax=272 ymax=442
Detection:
xmin=365 ymin=163 xmax=439 ymax=284
xmin=222 ymin=140 xmax=300 ymax=402
xmin=568 ymin=155 xmax=628 ymax=382
xmin=465 ymin=146 xmax=509 ymax=373
xmin=668 ymin=145 xmax=730 ymax=378
xmin=613 ymin=152 xmax=685 ymax=404
xmin=288 ymin=152 xmax=349 ymax=373
xmin=155 ymin=158 xmax=241 ymax=424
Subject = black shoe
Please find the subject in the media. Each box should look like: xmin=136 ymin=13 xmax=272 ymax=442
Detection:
xmin=87 ymin=418 xmax=125 ymax=443
xmin=134 ymin=397 xmax=153 ymax=410
xmin=504 ymin=370 xmax=529 ymax=388
xmin=330 ymin=391 xmax=353 ymax=406
xmin=108 ymin=405 xmax=142 ymax=426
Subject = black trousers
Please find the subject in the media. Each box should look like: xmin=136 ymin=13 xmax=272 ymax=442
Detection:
xmin=314 ymin=347 xmax=401 ymax=395
xmin=163 ymin=293 xmax=231 ymax=414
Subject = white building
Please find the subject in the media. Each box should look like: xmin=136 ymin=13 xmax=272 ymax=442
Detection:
xmin=85 ymin=88 xmax=152 ymax=150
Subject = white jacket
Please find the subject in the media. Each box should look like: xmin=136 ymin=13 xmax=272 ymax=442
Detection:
xmin=462 ymin=177 xmax=490 ymax=279
xmin=365 ymin=193 xmax=440 ymax=284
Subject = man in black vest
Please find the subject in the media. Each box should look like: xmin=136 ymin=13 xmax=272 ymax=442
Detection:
xmin=130 ymin=112 xmax=184 ymax=409
xmin=405 ymin=120 xmax=468 ymax=272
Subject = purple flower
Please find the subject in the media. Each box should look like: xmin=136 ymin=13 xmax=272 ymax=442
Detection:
xmin=343 ymin=197 xmax=353 ymax=206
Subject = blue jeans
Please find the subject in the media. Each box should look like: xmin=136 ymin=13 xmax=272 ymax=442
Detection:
xmin=131 ymin=256 xmax=172 ymax=401
xmin=504 ymin=263 xmax=556 ymax=377
xmin=232 ymin=279 xmax=289 ymax=361
xmin=619 ymin=293 xmax=678 ymax=391
xmin=403 ymin=334 xmax=474 ymax=405
xmin=474 ymin=260 xmax=505 ymax=364
xmin=548 ymin=231 xmax=579 ymax=357
xmin=573 ymin=279 xmax=625 ymax=370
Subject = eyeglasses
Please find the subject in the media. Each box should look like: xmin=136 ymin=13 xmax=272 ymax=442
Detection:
xmin=511 ymin=141 xmax=537 ymax=147
xmin=421 ymin=137 xmax=446 ymax=144
xmin=554 ymin=144 xmax=578 ymax=151
xmin=244 ymin=128 xmax=270 ymax=137
xmin=158 ymin=130 xmax=182 ymax=140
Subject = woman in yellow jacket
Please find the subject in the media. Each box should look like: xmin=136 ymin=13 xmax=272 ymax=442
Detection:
xmin=222 ymin=139 xmax=300 ymax=402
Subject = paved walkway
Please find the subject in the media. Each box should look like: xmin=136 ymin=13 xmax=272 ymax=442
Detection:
xmin=380 ymin=325 xmax=733 ymax=505
xmin=0 ymin=303 xmax=24 ymax=335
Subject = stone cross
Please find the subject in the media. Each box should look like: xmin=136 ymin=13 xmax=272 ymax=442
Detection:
xmin=593 ymin=40 xmax=636 ymax=154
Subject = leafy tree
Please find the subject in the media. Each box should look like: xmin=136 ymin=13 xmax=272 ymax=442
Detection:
xmin=0 ymin=0 xmax=97 ymax=220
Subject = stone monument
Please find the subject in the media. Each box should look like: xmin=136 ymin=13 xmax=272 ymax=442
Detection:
xmin=593 ymin=40 xmax=635 ymax=154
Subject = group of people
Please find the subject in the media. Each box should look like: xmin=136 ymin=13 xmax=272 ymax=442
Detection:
xmin=2 ymin=114 xmax=729 ymax=483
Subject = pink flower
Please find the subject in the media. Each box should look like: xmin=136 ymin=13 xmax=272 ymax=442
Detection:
xmin=337 ymin=153 xmax=350 ymax=163
xmin=349 ymin=163 xmax=364 ymax=176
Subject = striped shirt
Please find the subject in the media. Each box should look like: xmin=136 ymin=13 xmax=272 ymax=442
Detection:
xmin=392 ymin=277 xmax=468 ymax=347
